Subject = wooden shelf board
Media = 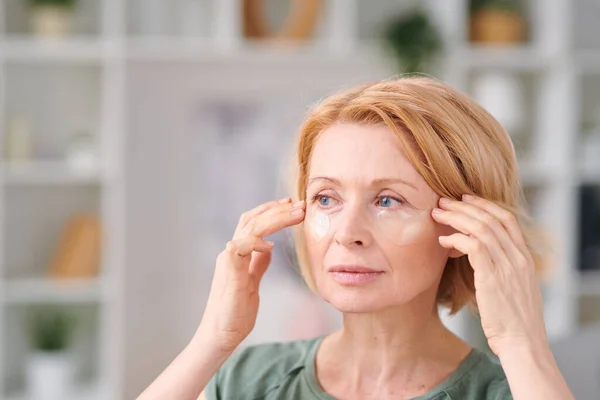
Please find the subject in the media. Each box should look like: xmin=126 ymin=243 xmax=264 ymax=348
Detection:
xmin=3 ymin=277 xmax=103 ymax=304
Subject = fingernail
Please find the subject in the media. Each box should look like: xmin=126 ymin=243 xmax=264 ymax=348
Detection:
xmin=265 ymin=240 xmax=274 ymax=246
xmin=432 ymin=208 xmax=443 ymax=215
xmin=292 ymin=208 xmax=304 ymax=216
xmin=439 ymin=197 xmax=451 ymax=206
xmin=278 ymin=197 xmax=291 ymax=203
xmin=292 ymin=200 xmax=305 ymax=209
xmin=462 ymin=194 xmax=474 ymax=201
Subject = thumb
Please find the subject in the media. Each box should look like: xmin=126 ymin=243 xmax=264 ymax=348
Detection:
xmin=249 ymin=250 xmax=272 ymax=283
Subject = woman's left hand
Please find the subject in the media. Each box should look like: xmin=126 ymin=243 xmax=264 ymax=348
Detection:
xmin=431 ymin=194 xmax=547 ymax=356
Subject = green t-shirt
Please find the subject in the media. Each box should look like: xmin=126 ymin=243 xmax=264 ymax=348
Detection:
xmin=206 ymin=336 xmax=512 ymax=399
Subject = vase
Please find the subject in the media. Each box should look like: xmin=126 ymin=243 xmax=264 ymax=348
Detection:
xmin=26 ymin=351 xmax=74 ymax=400
xmin=66 ymin=132 xmax=99 ymax=174
xmin=29 ymin=5 xmax=73 ymax=38
xmin=472 ymin=72 xmax=525 ymax=137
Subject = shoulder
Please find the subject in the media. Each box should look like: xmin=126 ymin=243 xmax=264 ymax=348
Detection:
xmin=444 ymin=348 xmax=512 ymax=400
xmin=205 ymin=336 xmax=321 ymax=400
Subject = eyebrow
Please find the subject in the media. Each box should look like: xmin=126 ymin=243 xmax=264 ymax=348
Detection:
xmin=308 ymin=176 xmax=418 ymax=190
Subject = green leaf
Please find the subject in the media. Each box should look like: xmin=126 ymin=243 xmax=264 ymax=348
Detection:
xmin=27 ymin=306 xmax=77 ymax=352
xmin=382 ymin=10 xmax=443 ymax=74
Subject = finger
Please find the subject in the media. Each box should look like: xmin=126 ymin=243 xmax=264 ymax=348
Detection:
xmin=438 ymin=233 xmax=494 ymax=272
xmin=249 ymin=251 xmax=272 ymax=283
xmin=229 ymin=237 xmax=274 ymax=258
xmin=462 ymin=194 xmax=528 ymax=252
xmin=245 ymin=200 xmax=305 ymax=238
xmin=438 ymin=197 xmax=524 ymax=266
xmin=432 ymin=207 xmax=510 ymax=267
xmin=235 ymin=198 xmax=291 ymax=234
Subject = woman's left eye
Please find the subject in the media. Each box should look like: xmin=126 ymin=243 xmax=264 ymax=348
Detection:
xmin=377 ymin=196 xmax=402 ymax=208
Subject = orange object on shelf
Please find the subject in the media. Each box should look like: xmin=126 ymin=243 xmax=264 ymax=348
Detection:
xmin=470 ymin=10 xmax=526 ymax=44
xmin=242 ymin=0 xmax=323 ymax=40
xmin=49 ymin=213 xmax=102 ymax=279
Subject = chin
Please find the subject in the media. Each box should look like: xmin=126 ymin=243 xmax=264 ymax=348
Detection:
xmin=315 ymin=278 xmax=404 ymax=313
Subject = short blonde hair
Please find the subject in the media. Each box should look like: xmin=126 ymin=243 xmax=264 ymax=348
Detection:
xmin=291 ymin=76 xmax=545 ymax=315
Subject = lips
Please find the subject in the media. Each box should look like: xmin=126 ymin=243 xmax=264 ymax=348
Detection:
xmin=327 ymin=265 xmax=381 ymax=273
xmin=327 ymin=265 xmax=384 ymax=285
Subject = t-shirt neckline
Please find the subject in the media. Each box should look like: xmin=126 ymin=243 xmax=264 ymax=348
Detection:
xmin=302 ymin=335 xmax=484 ymax=400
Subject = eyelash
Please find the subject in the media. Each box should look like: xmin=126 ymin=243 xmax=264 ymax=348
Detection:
xmin=309 ymin=194 xmax=405 ymax=208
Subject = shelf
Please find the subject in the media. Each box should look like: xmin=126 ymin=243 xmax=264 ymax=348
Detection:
xmin=2 ymin=36 xmax=108 ymax=64
xmin=3 ymin=161 xmax=103 ymax=185
xmin=452 ymin=45 xmax=548 ymax=71
xmin=578 ymin=270 xmax=600 ymax=296
xmin=5 ymin=381 xmax=104 ymax=400
xmin=2 ymin=277 xmax=103 ymax=304
xmin=125 ymin=37 xmax=386 ymax=66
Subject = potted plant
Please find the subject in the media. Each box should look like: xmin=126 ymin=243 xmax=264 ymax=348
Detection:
xmin=382 ymin=10 xmax=443 ymax=75
xmin=26 ymin=306 xmax=77 ymax=400
xmin=469 ymin=0 xmax=526 ymax=44
xmin=28 ymin=0 xmax=78 ymax=38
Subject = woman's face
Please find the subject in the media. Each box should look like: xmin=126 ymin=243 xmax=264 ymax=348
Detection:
xmin=303 ymin=123 xmax=454 ymax=313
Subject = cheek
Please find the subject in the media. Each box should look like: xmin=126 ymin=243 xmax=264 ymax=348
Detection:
xmin=303 ymin=211 xmax=330 ymax=265
xmin=375 ymin=210 xmax=431 ymax=246
xmin=310 ymin=211 xmax=330 ymax=240
xmin=377 ymin=214 xmax=449 ymax=272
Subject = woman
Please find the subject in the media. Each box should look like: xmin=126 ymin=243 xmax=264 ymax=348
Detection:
xmin=138 ymin=77 xmax=574 ymax=399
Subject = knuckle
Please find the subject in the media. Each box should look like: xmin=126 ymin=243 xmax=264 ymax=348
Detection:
xmin=514 ymin=253 xmax=530 ymax=269
xmin=482 ymin=212 xmax=496 ymax=225
xmin=245 ymin=217 xmax=258 ymax=234
xmin=225 ymin=240 xmax=237 ymax=253
xmin=471 ymin=239 xmax=485 ymax=253
xmin=239 ymin=212 xmax=250 ymax=225
xmin=474 ymin=221 xmax=489 ymax=236
xmin=502 ymin=211 xmax=517 ymax=224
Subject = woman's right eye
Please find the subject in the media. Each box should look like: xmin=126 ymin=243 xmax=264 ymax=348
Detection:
xmin=314 ymin=195 xmax=335 ymax=208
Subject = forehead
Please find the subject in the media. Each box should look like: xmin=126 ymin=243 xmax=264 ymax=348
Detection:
xmin=308 ymin=123 xmax=422 ymax=184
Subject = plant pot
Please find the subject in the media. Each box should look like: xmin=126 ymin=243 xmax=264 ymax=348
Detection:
xmin=470 ymin=10 xmax=526 ymax=44
xmin=29 ymin=5 xmax=74 ymax=38
xmin=26 ymin=351 xmax=74 ymax=400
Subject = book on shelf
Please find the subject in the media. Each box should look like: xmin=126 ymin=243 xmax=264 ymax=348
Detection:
xmin=49 ymin=213 xmax=102 ymax=280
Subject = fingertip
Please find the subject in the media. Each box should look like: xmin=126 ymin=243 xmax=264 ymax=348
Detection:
xmin=225 ymin=241 xmax=236 ymax=252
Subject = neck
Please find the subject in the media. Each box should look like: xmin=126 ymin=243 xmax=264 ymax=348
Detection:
xmin=317 ymin=298 xmax=471 ymax=398
xmin=339 ymin=302 xmax=461 ymax=365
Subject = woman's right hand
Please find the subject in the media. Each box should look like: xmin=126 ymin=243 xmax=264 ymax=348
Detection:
xmin=196 ymin=197 xmax=306 ymax=354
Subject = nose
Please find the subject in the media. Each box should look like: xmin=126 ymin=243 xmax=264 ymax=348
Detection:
xmin=333 ymin=204 xmax=373 ymax=248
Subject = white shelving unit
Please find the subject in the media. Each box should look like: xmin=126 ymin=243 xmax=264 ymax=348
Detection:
xmin=1 ymin=0 xmax=598 ymax=398
xmin=0 ymin=0 xmax=124 ymax=398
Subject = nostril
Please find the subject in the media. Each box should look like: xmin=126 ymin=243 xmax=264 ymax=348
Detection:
xmin=355 ymin=240 xmax=363 ymax=246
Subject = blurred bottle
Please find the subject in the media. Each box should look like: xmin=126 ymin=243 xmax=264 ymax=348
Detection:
xmin=5 ymin=115 xmax=33 ymax=161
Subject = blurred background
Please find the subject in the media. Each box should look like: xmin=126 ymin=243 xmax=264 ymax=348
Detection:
xmin=0 ymin=0 xmax=599 ymax=399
